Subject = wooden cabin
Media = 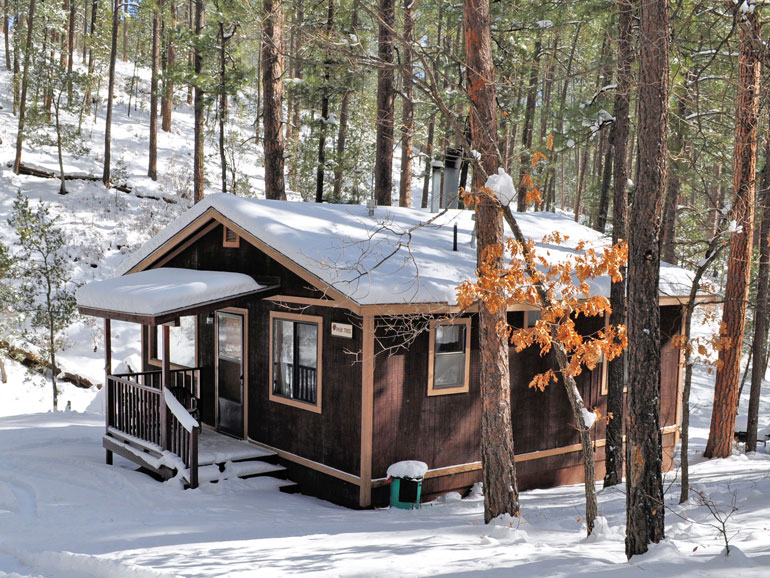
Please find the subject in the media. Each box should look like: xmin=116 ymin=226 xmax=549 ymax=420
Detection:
xmin=76 ymin=194 xmax=693 ymax=508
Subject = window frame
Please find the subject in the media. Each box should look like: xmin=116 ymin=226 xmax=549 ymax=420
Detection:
xmin=148 ymin=316 xmax=198 ymax=370
xmin=268 ymin=310 xmax=324 ymax=413
xmin=427 ymin=317 xmax=471 ymax=396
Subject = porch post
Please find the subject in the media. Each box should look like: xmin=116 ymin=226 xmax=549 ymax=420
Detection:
xmin=359 ymin=315 xmax=375 ymax=507
xmin=160 ymin=324 xmax=170 ymax=450
xmin=105 ymin=318 xmax=113 ymax=465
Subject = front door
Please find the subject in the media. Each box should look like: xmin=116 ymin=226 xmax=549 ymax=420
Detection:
xmin=216 ymin=310 xmax=245 ymax=437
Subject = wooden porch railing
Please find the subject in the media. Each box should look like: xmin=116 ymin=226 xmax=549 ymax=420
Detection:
xmin=106 ymin=368 xmax=201 ymax=487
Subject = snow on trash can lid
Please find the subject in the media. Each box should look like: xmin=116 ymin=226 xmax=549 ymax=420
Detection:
xmin=387 ymin=460 xmax=428 ymax=480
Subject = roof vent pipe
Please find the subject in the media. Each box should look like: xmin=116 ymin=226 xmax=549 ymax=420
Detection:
xmin=453 ymin=223 xmax=458 ymax=251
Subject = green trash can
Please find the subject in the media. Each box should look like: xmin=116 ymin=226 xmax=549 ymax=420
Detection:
xmin=387 ymin=460 xmax=428 ymax=510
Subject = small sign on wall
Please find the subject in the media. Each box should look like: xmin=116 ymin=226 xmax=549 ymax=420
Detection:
xmin=331 ymin=322 xmax=353 ymax=339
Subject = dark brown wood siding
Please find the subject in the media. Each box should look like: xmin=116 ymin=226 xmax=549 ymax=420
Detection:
xmin=371 ymin=306 xmax=682 ymax=492
xmin=142 ymin=223 xmax=364 ymax=477
xmin=372 ymin=315 xmax=482 ymax=480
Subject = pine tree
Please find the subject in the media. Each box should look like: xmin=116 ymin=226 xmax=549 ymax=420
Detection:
xmin=704 ymin=9 xmax=762 ymax=460
xmin=463 ymin=0 xmax=519 ymax=524
xmin=626 ymin=0 xmax=669 ymax=558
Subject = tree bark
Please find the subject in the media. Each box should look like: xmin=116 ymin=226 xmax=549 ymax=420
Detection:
xmin=192 ymin=0 xmax=205 ymax=202
xmin=374 ymin=0 xmax=394 ymax=205
xmin=102 ymin=0 xmax=120 ymax=186
xmin=626 ymin=0 xmax=668 ymax=559
xmin=595 ymin=130 xmax=613 ymax=232
xmin=398 ymin=0 xmax=414 ymax=208
xmin=662 ymin=92 xmax=685 ymax=264
xmin=603 ymin=0 xmax=634 ymax=489
xmin=705 ymin=13 xmax=761 ymax=459
xmin=218 ymin=19 xmax=229 ymax=193
xmin=162 ymin=1 xmax=177 ymax=132
xmin=315 ymin=0 xmax=334 ymax=203
xmin=12 ymin=0 xmax=36 ymax=175
xmin=517 ymin=40 xmax=541 ymax=212
xmin=464 ymin=0 xmax=519 ymax=524
xmin=3 ymin=0 xmax=9 ymax=71
xmin=262 ymin=0 xmax=286 ymax=200
xmin=149 ymin=0 xmax=161 ymax=181
xmin=84 ymin=0 xmax=98 ymax=117
xmin=332 ymin=1 xmax=358 ymax=203
xmin=747 ymin=127 xmax=770 ymax=451
xmin=420 ymin=115 xmax=435 ymax=209
xmin=680 ymin=234 xmax=728 ymax=503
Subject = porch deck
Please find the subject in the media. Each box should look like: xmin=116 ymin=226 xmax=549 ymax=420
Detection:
xmin=103 ymin=369 xmax=287 ymax=488
xmin=198 ymin=429 xmax=275 ymax=464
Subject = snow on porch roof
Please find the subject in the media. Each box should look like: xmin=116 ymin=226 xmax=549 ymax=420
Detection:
xmin=76 ymin=267 xmax=273 ymax=324
xmin=115 ymin=194 xmax=699 ymax=307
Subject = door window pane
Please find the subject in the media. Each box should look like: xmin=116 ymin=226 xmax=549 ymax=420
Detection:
xmin=218 ymin=313 xmax=243 ymax=361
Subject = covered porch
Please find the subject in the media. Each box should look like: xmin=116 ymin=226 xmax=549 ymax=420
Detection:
xmin=76 ymin=267 xmax=280 ymax=488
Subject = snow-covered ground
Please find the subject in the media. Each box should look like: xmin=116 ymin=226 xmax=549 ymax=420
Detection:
xmin=1 ymin=33 xmax=770 ymax=578
xmin=1 ymin=359 xmax=769 ymax=577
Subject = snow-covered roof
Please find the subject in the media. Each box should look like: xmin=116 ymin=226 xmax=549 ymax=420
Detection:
xmin=76 ymin=267 xmax=268 ymax=319
xmin=115 ymin=194 xmax=696 ymax=307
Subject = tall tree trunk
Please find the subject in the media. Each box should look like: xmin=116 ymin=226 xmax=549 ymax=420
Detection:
xmin=604 ymin=0 xmax=634 ymax=489
xmin=84 ymin=0 xmax=98 ymax=117
xmin=60 ymin=0 xmax=69 ymax=70
xmin=331 ymin=0 xmax=357 ymax=202
xmin=286 ymin=0 xmax=303 ymax=190
xmin=315 ymin=0 xmax=334 ymax=203
xmin=374 ymin=0 xmax=394 ymax=205
xmin=82 ymin=0 xmax=88 ymax=60
xmin=517 ymin=40 xmax=541 ymax=212
xmin=662 ymin=92 xmax=685 ymax=264
xmin=102 ymin=0 xmax=120 ymax=186
xmin=420 ymin=114 xmax=435 ymax=209
xmin=12 ymin=0 xmax=36 ymax=174
xmin=262 ymin=0 xmax=286 ymax=199
xmin=4 ymin=0 xmax=10 ymax=70
xmin=149 ymin=0 xmax=161 ymax=181
xmin=464 ymin=0 xmax=519 ymax=524
xmin=193 ymin=0 xmax=205 ymax=202
xmin=66 ymin=0 xmax=76 ymax=102
xmin=162 ymin=1 xmax=177 ymax=132
xmin=747 ymin=124 xmax=770 ymax=451
xmin=595 ymin=131 xmax=613 ymax=232
xmin=218 ymin=20 xmax=228 ymax=193
xmin=121 ymin=1 xmax=128 ymax=61
xmin=626 ymin=0 xmax=669 ymax=559
xmin=680 ymin=233 xmax=728 ymax=503
xmin=12 ymin=0 xmax=19 ymax=113
xmin=398 ymin=0 xmax=414 ymax=208
xmin=705 ymin=13 xmax=761 ymax=459
xmin=573 ymin=146 xmax=589 ymax=221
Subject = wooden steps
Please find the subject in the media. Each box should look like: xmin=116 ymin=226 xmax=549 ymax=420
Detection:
xmin=105 ymin=428 xmax=296 ymax=490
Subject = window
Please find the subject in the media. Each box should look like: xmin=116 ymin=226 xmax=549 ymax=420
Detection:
xmin=223 ymin=226 xmax=240 ymax=248
xmin=150 ymin=316 xmax=197 ymax=368
xmin=428 ymin=318 xmax=471 ymax=396
xmin=269 ymin=311 xmax=323 ymax=412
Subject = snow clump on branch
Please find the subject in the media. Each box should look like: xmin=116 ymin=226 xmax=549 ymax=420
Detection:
xmin=484 ymin=168 xmax=517 ymax=207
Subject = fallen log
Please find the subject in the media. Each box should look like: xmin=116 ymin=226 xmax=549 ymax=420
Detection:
xmin=15 ymin=163 xmax=176 ymax=203
xmin=0 ymin=340 xmax=97 ymax=389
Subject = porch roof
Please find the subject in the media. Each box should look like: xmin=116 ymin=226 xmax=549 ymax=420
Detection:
xmin=76 ymin=267 xmax=277 ymax=325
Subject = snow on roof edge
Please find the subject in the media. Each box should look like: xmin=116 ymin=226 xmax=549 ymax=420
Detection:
xmin=112 ymin=194 xmax=701 ymax=307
